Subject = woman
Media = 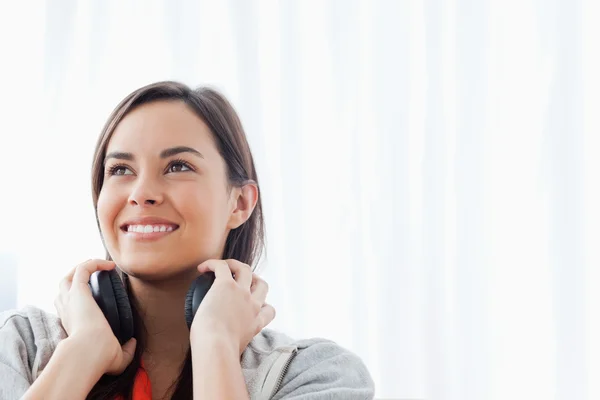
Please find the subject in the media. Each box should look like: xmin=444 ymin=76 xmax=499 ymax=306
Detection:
xmin=0 ymin=81 xmax=374 ymax=399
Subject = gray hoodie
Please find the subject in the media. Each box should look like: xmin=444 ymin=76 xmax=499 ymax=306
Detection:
xmin=0 ymin=306 xmax=374 ymax=400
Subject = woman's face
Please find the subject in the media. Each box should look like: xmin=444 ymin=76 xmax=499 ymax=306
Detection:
xmin=97 ymin=100 xmax=238 ymax=280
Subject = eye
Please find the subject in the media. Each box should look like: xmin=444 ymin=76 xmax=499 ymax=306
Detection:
xmin=107 ymin=164 xmax=133 ymax=176
xmin=167 ymin=159 xmax=194 ymax=173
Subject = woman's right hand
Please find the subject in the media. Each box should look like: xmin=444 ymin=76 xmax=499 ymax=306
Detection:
xmin=54 ymin=259 xmax=137 ymax=375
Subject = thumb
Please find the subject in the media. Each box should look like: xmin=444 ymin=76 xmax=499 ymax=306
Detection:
xmin=107 ymin=337 xmax=137 ymax=375
xmin=121 ymin=337 xmax=137 ymax=366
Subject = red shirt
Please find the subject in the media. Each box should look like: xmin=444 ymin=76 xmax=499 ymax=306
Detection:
xmin=116 ymin=363 xmax=152 ymax=400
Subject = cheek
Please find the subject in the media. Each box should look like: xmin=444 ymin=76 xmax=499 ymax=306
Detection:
xmin=179 ymin=189 xmax=229 ymax=232
xmin=96 ymin=187 xmax=122 ymax=239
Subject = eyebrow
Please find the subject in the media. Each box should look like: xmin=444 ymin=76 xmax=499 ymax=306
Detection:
xmin=104 ymin=146 xmax=204 ymax=165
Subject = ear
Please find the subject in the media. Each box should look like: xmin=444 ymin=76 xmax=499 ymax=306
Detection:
xmin=227 ymin=182 xmax=258 ymax=229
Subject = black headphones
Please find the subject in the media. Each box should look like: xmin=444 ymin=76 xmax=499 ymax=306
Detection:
xmin=88 ymin=269 xmax=215 ymax=344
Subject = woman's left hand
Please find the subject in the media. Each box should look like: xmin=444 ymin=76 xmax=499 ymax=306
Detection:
xmin=190 ymin=259 xmax=276 ymax=356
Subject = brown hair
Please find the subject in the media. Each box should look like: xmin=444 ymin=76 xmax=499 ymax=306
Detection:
xmin=87 ymin=81 xmax=265 ymax=399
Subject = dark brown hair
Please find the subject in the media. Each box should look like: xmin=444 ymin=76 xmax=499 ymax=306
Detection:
xmin=87 ymin=81 xmax=265 ymax=399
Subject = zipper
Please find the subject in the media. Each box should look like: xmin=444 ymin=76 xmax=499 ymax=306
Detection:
xmin=260 ymin=345 xmax=298 ymax=399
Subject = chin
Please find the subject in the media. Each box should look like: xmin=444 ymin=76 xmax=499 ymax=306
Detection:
xmin=113 ymin=253 xmax=197 ymax=282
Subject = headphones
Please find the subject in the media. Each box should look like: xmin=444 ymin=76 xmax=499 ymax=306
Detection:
xmin=88 ymin=269 xmax=215 ymax=344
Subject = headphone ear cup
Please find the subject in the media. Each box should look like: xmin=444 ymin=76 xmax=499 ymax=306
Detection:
xmin=108 ymin=270 xmax=134 ymax=344
xmin=184 ymin=285 xmax=195 ymax=329
xmin=184 ymin=272 xmax=216 ymax=329
xmin=89 ymin=270 xmax=122 ymax=342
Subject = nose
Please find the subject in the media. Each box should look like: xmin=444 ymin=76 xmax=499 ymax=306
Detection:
xmin=128 ymin=176 xmax=164 ymax=206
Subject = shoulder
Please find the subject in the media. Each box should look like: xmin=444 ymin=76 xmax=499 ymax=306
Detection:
xmin=0 ymin=305 xmax=66 ymax=380
xmin=275 ymin=335 xmax=375 ymax=399
xmin=0 ymin=305 xmax=66 ymax=349
xmin=244 ymin=329 xmax=375 ymax=400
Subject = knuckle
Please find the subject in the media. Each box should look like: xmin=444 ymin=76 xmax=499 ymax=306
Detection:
xmin=241 ymin=289 xmax=253 ymax=303
xmin=228 ymin=259 xmax=250 ymax=270
xmin=216 ymin=261 xmax=229 ymax=272
xmin=240 ymin=287 xmax=253 ymax=301
xmin=253 ymin=277 xmax=268 ymax=292
xmin=224 ymin=278 xmax=237 ymax=290
xmin=76 ymin=259 xmax=92 ymax=268
xmin=261 ymin=279 xmax=269 ymax=292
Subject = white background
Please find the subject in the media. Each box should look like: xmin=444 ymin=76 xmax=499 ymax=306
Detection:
xmin=0 ymin=1 xmax=598 ymax=399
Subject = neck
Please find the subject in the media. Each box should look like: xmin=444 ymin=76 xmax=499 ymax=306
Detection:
xmin=126 ymin=269 xmax=197 ymax=368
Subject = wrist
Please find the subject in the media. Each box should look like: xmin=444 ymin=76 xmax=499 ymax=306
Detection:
xmin=51 ymin=336 xmax=108 ymax=392
xmin=191 ymin=329 xmax=239 ymax=359
xmin=23 ymin=335 xmax=107 ymax=400
xmin=190 ymin=330 xmax=249 ymax=400
xmin=60 ymin=334 xmax=112 ymax=373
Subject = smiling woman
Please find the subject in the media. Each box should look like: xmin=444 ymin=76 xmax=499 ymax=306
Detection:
xmin=95 ymin=98 xmax=252 ymax=281
xmin=0 ymin=81 xmax=375 ymax=400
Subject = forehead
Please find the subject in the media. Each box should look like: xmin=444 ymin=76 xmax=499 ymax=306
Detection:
xmin=107 ymin=100 xmax=217 ymax=156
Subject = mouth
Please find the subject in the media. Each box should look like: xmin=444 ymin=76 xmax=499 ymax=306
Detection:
xmin=119 ymin=218 xmax=180 ymax=241
xmin=121 ymin=224 xmax=179 ymax=233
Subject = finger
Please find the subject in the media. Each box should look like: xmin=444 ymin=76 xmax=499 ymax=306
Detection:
xmin=250 ymin=278 xmax=269 ymax=303
xmin=72 ymin=259 xmax=116 ymax=286
xmin=58 ymin=276 xmax=72 ymax=294
xmin=65 ymin=259 xmax=109 ymax=280
xmin=225 ymin=259 xmax=253 ymax=288
xmin=64 ymin=264 xmax=79 ymax=282
xmin=53 ymin=297 xmax=69 ymax=331
xmin=256 ymin=304 xmax=276 ymax=332
xmin=198 ymin=259 xmax=234 ymax=280
xmin=56 ymin=279 xmax=70 ymax=315
xmin=53 ymin=297 xmax=63 ymax=318
xmin=121 ymin=337 xmax=137 ymax=365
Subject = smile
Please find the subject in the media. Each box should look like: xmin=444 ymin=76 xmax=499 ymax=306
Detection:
xmin=120 ymin=224 xmax=180 ymax=241
xmin=124 ymin=224 xmax=178 ymax=233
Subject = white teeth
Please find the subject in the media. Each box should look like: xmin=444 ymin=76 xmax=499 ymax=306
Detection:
xmin=126 ymin=224 xmax=176 ymax=233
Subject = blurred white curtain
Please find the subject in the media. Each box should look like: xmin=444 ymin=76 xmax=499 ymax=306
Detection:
xmin=0 ymin=0 xmax=599 ymax=399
